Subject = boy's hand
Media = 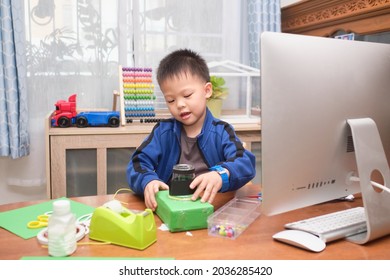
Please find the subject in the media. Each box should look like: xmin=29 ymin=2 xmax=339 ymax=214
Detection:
xmin=144 ymin=180 xmax=169 ymax=211
xmin=189 ymin=171 xmax=223 ymax=204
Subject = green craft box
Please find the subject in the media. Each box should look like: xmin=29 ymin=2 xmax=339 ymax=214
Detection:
xmin=155 ymin=190 xmax=214 ymax=232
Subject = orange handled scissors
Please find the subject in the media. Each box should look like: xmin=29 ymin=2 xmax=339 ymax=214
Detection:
xmin=27 ymin=215 xmax=49 ymax=229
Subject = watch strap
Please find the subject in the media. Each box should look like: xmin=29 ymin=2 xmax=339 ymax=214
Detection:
xmin=210 ymin=166 xmax=229 ymax=190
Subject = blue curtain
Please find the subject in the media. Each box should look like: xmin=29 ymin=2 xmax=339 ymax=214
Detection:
xmin=247 ymin=0 xmax=281 ymax=68
xmin=0 ymin=0 xmax=29 ymax=159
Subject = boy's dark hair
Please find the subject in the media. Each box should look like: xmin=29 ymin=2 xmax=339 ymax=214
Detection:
xmin=157 ymin=49 xmax=210 ymax=86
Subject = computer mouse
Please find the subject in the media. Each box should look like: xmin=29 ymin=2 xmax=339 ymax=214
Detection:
xmin=272 ymin=229 xmax=326 ymax=252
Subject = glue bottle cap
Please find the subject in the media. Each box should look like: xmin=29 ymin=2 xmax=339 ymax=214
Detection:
xmin=53 ymin=200 xmax=71 ymax=215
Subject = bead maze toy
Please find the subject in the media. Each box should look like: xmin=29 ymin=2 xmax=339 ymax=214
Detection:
xmin=118 ymin=66 xmax=161 ymax=126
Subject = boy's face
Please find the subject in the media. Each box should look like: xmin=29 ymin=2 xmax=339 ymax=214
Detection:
xmin=160 ymin=72 xmax=212 ymax=135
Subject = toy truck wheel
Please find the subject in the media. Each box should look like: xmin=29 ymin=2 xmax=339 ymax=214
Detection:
xmin=108 ymin=116 xmax=120 ymax=127
xmin=76 ymin=116 xmax=88 ymax=128
xmin=58 ymin=117 xmax=71 ymax=128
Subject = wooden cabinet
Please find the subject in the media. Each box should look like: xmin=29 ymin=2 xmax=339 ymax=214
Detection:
xmin=45 ymin=115 xmax=261 ymax=198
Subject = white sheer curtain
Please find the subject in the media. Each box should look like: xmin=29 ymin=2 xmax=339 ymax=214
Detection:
xmin=0 ymin=0 xmax=250 ymax=204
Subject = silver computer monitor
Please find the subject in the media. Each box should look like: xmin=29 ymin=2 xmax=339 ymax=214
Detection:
xmin=261 ymin=32 xmax=390 ymax=216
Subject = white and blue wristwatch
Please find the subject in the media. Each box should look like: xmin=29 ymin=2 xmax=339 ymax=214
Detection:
xmin=210 ymin=165 xmax=229 ymax=190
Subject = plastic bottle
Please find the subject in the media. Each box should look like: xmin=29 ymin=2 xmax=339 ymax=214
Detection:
xmin=48 ymin=200 xmax=77 ymax=257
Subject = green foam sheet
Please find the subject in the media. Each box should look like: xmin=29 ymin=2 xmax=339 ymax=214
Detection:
xmin=0 ymin=197 xmax=95 ymax=239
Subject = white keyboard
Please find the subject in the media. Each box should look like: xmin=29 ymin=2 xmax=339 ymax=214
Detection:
xmin=285 ymin=207 xmax=367 ymax=242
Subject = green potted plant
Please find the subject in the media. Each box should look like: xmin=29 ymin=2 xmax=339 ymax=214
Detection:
xmin=207 ymin=76 xmax=229 ymax=118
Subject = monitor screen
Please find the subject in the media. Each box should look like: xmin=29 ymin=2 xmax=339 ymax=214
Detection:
xmin=260 ymin=32 xmax=390 ymax=216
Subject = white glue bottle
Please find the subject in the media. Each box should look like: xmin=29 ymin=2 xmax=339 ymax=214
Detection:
xmin=48 ymin=200 xmax=77 ymax=257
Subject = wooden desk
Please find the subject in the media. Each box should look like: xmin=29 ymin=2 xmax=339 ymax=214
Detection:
xmin=1 ymin=184 xmax=389 ymax=260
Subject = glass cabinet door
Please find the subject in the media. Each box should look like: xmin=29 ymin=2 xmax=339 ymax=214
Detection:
xmin=66 ymin=149 xmax=97 ymax=197
xmin=107 ymin=148 xmax=135 ymax=194
xmin=65 ymin=148 xmax=135 ymax=197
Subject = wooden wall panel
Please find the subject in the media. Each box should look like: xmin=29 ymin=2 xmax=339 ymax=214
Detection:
xmin=282 ymin=0 xmax=390 ymax=36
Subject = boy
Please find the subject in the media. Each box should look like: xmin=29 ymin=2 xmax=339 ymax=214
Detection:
xmin=126 ymin=49 xmax=256 ymax=211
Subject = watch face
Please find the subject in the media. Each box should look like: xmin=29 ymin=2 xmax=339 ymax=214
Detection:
xmin=213 ymin=166 xmax=223 ymax=172
xmin=212 ymin=166 xmax=227 ymax=177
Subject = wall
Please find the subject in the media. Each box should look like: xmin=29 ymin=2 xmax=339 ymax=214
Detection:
xmin=281 ymin=0 xmax=300 ymax=7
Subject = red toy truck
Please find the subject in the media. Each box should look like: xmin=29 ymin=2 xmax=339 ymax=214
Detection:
xmin=51 ymin=94 xmax=120 ymax=128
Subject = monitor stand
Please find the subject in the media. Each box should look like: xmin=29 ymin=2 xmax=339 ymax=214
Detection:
xmin=346 ymin=118 xmax=390 ymax=244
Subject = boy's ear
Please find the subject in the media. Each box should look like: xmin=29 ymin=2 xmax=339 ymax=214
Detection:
xmin=204 ymin=82 xmax=212 ymax=98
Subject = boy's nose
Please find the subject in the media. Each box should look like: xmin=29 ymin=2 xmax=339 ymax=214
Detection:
xmin=176 ymin=98 xmax=185 ymax=108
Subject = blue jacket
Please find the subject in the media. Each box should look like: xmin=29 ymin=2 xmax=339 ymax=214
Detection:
xmin=126 ymin=109 xmax=256 ymax=195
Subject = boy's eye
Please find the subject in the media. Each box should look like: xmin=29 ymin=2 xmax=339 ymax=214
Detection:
xmin=167 ymin=99 xmax=175 ymax=104
xmin=184 ymin=93 xmax=193 ymax=98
